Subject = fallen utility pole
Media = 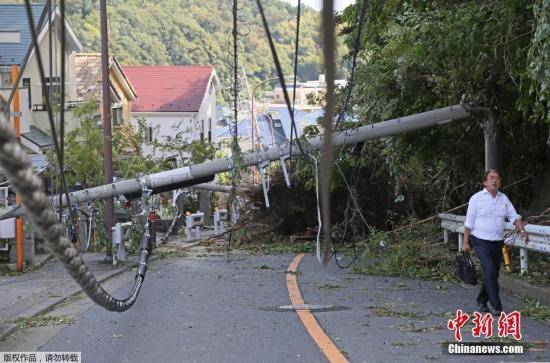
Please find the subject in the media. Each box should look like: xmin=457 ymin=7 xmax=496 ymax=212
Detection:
xmin=1 ymin=105 xmax=470 ymax=220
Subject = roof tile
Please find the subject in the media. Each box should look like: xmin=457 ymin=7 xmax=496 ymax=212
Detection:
xmin=122 ymin=65 xmax=213 ymax=113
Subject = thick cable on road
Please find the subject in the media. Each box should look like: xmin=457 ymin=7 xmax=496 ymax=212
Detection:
xmin=0 ymin=111 xmax=152 ymax=311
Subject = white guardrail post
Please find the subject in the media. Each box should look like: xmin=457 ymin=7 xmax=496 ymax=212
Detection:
xmin=438 ymin=213 xmax=550 ymax=274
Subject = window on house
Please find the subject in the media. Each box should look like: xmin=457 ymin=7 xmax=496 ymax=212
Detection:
xmin=208 ymin=118 xmax=212 ymax=143
xmin=42 ymin=76 xmax=61 ymax=106
xmin=145 ymin=126 xmax=154 ymax=143
xmin=200 ymin=119 xmax=204 ymax=141
xmin=111 ymin=106 xmax=123 ymax=125
xmin=22 ymin=78 xmax=31 ymax=109
xmin=0 ymin=31 xmax=20 ymax=43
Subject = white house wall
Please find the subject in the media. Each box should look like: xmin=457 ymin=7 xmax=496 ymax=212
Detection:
xmin=131 ymin=113 xmax=199 ymax=162
xmin=131 ymin=75 xmax=218 ymax=164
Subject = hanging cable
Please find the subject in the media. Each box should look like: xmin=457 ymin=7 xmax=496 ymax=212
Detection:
xmin=15 ymin=1 xmax=152 ymax=311
xmin=334 ymin=0 xmax=368 ymax=130
xmin=255 ymin=0 xmax=308 ymax=159
xmin=22 ymin=1 xmax=78 ymax=228
xmin=0 ymin=104 xmax=154 ymax=311
xmin=288 ymin=0 xmax=302 ymax=162
xmin=308 ymin=153 xmax=323 ymax=263
xmin=2 ymin=0 xmax=51 ymax=115
xmin=329 ymin=0 xmax=370 ymax=268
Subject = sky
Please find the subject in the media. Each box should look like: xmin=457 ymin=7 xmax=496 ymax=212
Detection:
xmin=281 ymin=0 xmax=356 ymax=11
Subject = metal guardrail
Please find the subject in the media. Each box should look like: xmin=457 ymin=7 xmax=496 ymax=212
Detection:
xmin=438 ymin=213 xmax=550 ymax=273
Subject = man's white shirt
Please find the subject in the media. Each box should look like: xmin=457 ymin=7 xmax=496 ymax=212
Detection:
xmin=464 ymin=188 xmax=521 ymax=241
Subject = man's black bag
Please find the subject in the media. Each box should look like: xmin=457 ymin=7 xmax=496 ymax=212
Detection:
xmin=455 ymin=252 xmax=478 ymax=285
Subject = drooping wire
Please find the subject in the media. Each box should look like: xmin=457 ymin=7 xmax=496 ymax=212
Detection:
xmin=330 ymin=0 xmax=371 ymax=268
xmin=2 ymin=1 xmax=50 ymax=114
xmin=334 ymin=0 xmax=368 ymax=130
xmin=17 ymin=0 xmax=151 ymax=312
xmin=23 ymin=1 xmax=77 ymax=226
xmin=309 ymin=153 xmax=323 ymax=263
xmin=288 ymin=0 xmax=301 ymax=163
xmin=255 ymin=0 xmax=308 ymax=159
xmin=332 ymin=151 xmax=374 ymax=268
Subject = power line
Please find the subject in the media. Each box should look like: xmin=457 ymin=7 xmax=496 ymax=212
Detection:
xmin=289 ymin=0 xmax=302 ymax=163
xmin=23 ymin=0 xmax=77 ymax=226
xmin=335 ymin=0 xmax=368 ymax=130
xmin=17 ymin=0 xmax=153 ymax=312
xmin=255 ymin=0 xmax=308 ymax=159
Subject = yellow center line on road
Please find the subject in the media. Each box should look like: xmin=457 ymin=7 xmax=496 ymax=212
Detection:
xmin=286 ymin=253 xmax=349 ymax=363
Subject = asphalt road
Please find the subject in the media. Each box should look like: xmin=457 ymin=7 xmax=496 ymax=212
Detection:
xmin=1 ymin=250 xmax=549 ymax=363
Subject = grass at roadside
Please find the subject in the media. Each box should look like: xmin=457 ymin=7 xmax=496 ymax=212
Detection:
xmin=353 ymin=219 xmax=459 ymax=283
xmin=14 ymin=315 xmax=75 ymax=329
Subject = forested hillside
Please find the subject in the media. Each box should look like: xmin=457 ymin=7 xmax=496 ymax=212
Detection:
xmin=62 ymin=0 xmax=327 ymax=84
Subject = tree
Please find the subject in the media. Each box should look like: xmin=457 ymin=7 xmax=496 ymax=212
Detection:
xmin=334 ymin=0 xmax=549 ymax=217
xmin=58 ymin=100 xmax=161 ymax=188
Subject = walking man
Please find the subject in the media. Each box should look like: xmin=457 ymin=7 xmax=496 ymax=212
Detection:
xmin=462 ymin=170 xmax=529 ymax=315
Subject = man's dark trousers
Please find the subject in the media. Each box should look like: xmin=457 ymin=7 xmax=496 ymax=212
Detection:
xmin=471 ymin=235 xmax=504 ymax=311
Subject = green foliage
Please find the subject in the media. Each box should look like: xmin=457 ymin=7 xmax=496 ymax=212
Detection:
xmin=337 ymin=0 xmax=549 ymax=218
xmin=151 ymin=118 xmax=219 ymax=166
xmin=61 ymin=101 xmax=104 ymax=186
xmin=520 ymin=298 xmax=550 ymax=320
xmin=57 ymin=100 xmax=158 ymax=187
xmin=60 ymin=0 xmax=329 ymax=85
xmin=353 ymin=219 xmax=459 ymax=282
xmin=528 ymin=0 xmax=550 ymax=120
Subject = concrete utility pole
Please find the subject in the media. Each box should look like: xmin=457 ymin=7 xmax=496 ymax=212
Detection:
xmin=484 ymin=107 xmax=501 ymax=171
xmin=0 ymin=105 xmax=471 ymax=220
xmin=99 ymin=0 xmax=115 ymax=252
xmin=11 ymin=65 xmax=24 ymax=272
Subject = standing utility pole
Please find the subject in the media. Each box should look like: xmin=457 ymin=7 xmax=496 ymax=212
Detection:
xmin=11 ymin=65 xmax=24 ymax=272
xmin=229 ymin=0 xmax=239 ymax=227
xmin=320 ymin=0 xmax=335 ymax=264
xmin=484 ymin=107 xmax=501 ymax=171
xmin=100 ymin=0 xmax=114 ymax=255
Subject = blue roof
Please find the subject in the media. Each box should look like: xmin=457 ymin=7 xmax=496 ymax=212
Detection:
xmin=216 ymin=107 xmax=324 ymax=146
xmin=0 ymin=3 xmax=45 ymax=65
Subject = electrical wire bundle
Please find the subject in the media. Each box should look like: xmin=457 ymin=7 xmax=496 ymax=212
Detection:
xmin=0 ymin=0 xmax=155 ymax=312
xmin=255 ymin=0 xmax=372 ymax=266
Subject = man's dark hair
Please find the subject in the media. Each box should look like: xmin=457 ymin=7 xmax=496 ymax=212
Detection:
xmin=484 ymin=169 xmax=502 ymax=181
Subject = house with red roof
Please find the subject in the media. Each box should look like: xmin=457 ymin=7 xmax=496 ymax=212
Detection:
xmin=123 ymin=65 xmax=220 ymax=163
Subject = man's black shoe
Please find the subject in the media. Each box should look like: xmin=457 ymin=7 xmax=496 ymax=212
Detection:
xmin=478 ymin=303 xmax=489 ymax=313
xmin=489 ymin=307 xmax=503 ymax=317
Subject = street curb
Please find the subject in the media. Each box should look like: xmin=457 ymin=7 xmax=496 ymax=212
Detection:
xmin=500 ymin=274 xmax=550 ymax=305
xmin=0 ymin=244 xmax=197 ymax=341
xmin=0 ymin=263 xmax=131 ymax=341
